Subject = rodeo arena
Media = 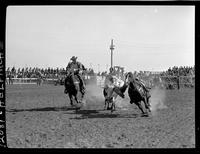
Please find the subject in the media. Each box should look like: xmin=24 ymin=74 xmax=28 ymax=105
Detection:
xmin=5 ymin=41 xmax=195 ymax=148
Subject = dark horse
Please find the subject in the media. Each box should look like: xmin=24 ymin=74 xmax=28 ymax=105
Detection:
xmin=64 ymin=72 xmax=85 ymax=107
xmin=125 ymin=72 xmax=151 ymax=116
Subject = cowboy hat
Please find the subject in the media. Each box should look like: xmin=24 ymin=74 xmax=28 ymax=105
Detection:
xmin=70 ymin=56 xmax=77 ymax=61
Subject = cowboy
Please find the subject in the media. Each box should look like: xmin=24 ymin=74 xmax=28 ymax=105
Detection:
xmin=135 ymin=76 xmax=151 ymax=98
xmin=105 ymin=67 xmax=125 ymax=98
xmin=65 ymin=56 xmax=86 ymax=95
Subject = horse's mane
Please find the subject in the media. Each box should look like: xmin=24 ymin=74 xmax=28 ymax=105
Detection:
xmin=126 ymin=72 xmax=139 ymax=90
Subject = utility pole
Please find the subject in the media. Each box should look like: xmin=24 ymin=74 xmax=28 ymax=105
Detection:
xmin=98 ymin=64 xmax=100 ymax=73
xmin=110 ymin=39 xmax=115 ymax=69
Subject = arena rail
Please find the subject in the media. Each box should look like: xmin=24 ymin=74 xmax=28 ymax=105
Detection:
xmin=6 ymin=75 xmax=98 ymax=85
xmin=6 ymin=78 xmax=58 ymax=84
xmin=6 ymin=75 xmax=195 ymax=89
xmin=96 ymin=75 xmax=195 ymax=89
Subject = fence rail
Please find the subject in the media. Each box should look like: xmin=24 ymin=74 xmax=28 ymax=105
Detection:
xmin=6 ymin=78 xmax=58 ymax=85
xmin=96 ymin=75 xmax=195 ymax=89
xmin=6 ymin=75 xmax=195 ymax=89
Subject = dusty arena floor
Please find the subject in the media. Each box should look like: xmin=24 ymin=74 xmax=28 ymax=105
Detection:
xmin=6 ymin=83 xmax=195 ymax=148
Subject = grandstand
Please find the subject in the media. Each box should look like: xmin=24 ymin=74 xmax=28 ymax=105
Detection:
xmin=6 ymin=65 xmax=195 ymax=89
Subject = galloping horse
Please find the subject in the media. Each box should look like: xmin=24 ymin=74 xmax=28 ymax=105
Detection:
xmin=64 ymin=71 xmax=85 ymax=107
xmin=125 ymin=72 xmax=151 ymax=116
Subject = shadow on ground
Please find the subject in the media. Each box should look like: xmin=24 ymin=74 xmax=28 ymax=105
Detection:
xmin=6 ymin=106 xmax=148 ymax=119
xmin=69 ymin=109 xmax=144 ymax=119
xmin=6 ymin=106 xmax=77 ymax=112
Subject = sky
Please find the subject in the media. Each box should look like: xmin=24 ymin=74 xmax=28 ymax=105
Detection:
xmin=6 ymin=5 xmax=194 ymax=72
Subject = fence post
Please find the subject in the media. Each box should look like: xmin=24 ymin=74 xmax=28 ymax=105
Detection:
xmin=177 ymin=75 xmax=180 ymax=90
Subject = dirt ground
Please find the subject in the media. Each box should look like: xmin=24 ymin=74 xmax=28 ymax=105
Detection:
xmin=6 ymin=83 xmax=195 ymax=148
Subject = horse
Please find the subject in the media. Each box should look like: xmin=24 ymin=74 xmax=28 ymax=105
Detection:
xmin=125 ymin=72 xmax=151 ymax=116
xmin=64 ymin=72 xmax=85 ymax=107
xmin=103 ymin=75 xmax=127 ymax=113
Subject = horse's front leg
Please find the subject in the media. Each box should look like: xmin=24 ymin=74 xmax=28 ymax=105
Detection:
xmin=68 ymin=94 xmax=73 ymax=106
xmin=143 ymin=97 xmax=151 ymax=113
xmin=104 ymin=99 xmax=107 ymax=110
xmin=103 ymin=89 xmax=108 ymax=110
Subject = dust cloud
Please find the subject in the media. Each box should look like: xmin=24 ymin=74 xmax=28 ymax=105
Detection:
xmin=84 ymin=80 xmax=105 ymax=107
xmin=115 ymin=96 xmax=130 ymax=110
xmin=149 ymin=86 xmax=167 ymax=115
xmin=85 ymin=79 xmax=129 ymax=110
xmin=84 ymin=79 xmax=168 ymax=113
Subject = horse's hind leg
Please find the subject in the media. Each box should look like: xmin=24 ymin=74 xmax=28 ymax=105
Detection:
xmin=143 ymin=97 xmax=151 ymax=112
xmin=74 ymin=96 xmax=81 ymax=104
xmin=146 ymin=97 xmax=151 ymax=112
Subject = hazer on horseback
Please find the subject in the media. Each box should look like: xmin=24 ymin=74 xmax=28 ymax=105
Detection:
xmin=64 ymin=56 xmax=86 ymax=96
xmin=125 ymin=72 xmax=151 ymax=116
xmin=134 ymin=76 xmax=151 ymax=99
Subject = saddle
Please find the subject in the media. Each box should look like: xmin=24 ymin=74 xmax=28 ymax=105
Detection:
xmin=133 ymin=81 xmax=151 ymax=99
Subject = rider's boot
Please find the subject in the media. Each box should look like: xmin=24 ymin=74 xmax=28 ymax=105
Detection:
xmin=146 ymin=91 xmax=151 ymax=99
xmin=141 ymin=84 xmax=149 ymax=92
xmin=81 ymin=79 xmax=86 ymax=95
xmin=77 ymin=75 xmax=85 ymax=95
xmin=81 ymin=85 xmax=86 ymax=95
xmin=143 ymin=86 xmax=151 ymax=99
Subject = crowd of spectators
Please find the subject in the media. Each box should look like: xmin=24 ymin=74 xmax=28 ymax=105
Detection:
xmin=96 ymin=65 xmax=195 ymax=89
xmin=98 ymin=66 xmax=195 ymax=78
xmin=6 ymin=65 xmax=194 ymax=88
xmin=6 ymin=67 xmax=95 ymax=79
xmin=6 ymin=65 xmax=194 ymax=80
xmin=160 ymin=66 xmax=195 ymax=77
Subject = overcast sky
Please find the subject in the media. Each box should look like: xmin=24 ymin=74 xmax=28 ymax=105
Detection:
xmin=6 ymin=5 xmax=194 ymax=72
